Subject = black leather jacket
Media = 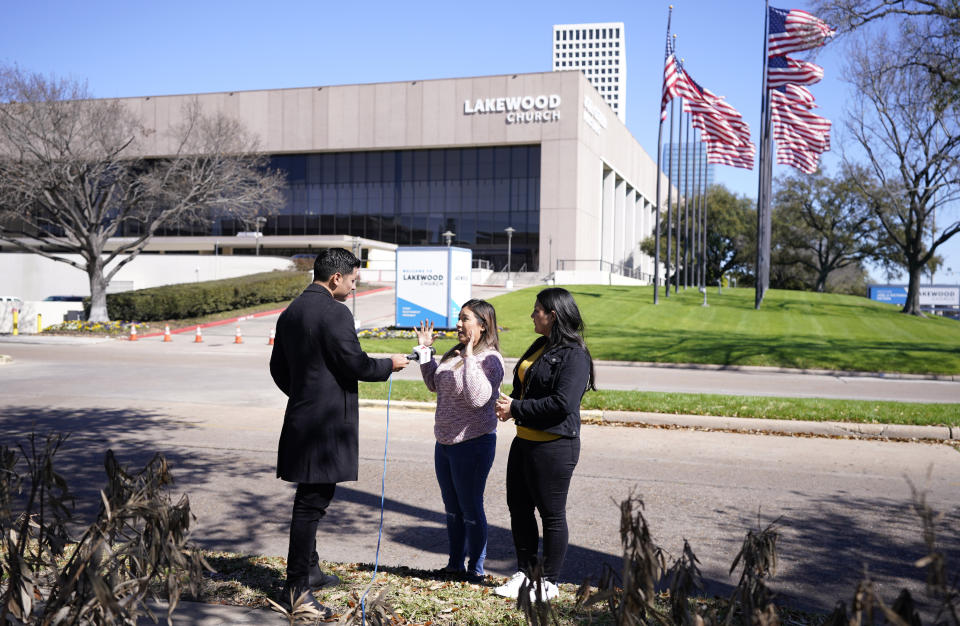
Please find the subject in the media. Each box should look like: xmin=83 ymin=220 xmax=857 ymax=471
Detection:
xmin=508 ymin=336 xmax=592 ymax=438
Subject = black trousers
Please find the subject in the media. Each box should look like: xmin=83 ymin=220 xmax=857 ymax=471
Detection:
xmin=286 ymin=482 xmax=336 ymax=583
xmin=505 ymin=436 xmax=580 ymax=582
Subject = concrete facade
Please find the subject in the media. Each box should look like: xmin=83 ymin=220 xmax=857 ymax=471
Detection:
xmin=117 ymin=71 xmax=667 ymax=281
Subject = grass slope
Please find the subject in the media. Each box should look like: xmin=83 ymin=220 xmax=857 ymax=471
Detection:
xmin=359 ymin=287 xmax=960 ymax=375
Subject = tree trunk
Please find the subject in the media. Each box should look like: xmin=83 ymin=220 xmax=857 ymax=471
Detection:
xmin=815 ymin=271 xmax=828 ymax=293
xmin=87 ymin=256 xmax=110 ymax=322
xmin=902 ymin=263 xmax=925 ymax=316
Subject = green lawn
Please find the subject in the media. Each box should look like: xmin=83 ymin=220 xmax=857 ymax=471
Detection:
xmin=360 ymin=380 xmax=959 ymax=427
xmin=359 ymin=287 xmax=960 ymax=375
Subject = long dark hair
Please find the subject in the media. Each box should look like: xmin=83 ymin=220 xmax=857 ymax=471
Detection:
xmin=440 ymin=299 xmax=500 ymax=363
xmin=533 ymin=287 xmax=596 ymax=391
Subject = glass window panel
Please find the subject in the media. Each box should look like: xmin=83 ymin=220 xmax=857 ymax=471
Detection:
xmin=413 ymin=150 xmax=429 ymax=181
xmin=413 ymin=181 xmax=429 ymax=213
xmin=382 ymin=151 xmax=397 ymax=182
xmin=351 ymin=152 xmax=365 ymax=183
xmin=461 ymin=148 xmax=477 ymax=180
xmin=429 ymin=149 xmax=444 ymax=180
xmin=335 ymin=153 xmax=350 ymax=184
xmin=477 ymin=148 xmax=494 ymax=179
xmin=444 ymin=180 xmax=462 ymax=214
xmin=444 ymin=149 xmax=460 ymax=180
xmin=307 ymin=155 xmax=322 ymax=183
xmin=367 ymin=152 xmax=382 ymax=183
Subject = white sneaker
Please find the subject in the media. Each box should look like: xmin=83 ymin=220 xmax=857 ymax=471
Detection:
xmin=528 ymin=579 xmax=559 ymax=602
xmin=493 ymin=571 xmax=528 ymax=598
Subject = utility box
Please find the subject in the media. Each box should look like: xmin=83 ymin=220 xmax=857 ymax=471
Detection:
xmin=395 ymin=247 xmax=472 ymax=329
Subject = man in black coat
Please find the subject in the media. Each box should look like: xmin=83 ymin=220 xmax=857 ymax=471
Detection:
xmin=270 ymin=247 xmax=408 ymax=615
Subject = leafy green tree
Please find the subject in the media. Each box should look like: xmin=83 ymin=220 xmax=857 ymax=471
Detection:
xmin=640 ymin=185 xmax=755 ymax=287
xmin=772 ymin=167 xmax=877 ymax=292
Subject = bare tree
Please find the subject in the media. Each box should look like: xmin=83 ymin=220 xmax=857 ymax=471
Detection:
xmin=772 ymin=167 xmax=877 ymax=293
xmin=842 ymin=34 xmax=960 ymax=315
xmin=815 ymin=0 xmax=960 ymax=102
xmin=0 ymin=66 xmax=285 ymax=322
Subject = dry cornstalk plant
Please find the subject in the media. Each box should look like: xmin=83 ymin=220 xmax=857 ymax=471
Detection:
xmin=0 ymin=434 xmax=211 ymax=625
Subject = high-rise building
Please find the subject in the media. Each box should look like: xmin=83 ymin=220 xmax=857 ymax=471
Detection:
xmin=552 ymin=22 xmax=626 ymax=123
xmin=662 ymin=142 xmax=715 ymax=191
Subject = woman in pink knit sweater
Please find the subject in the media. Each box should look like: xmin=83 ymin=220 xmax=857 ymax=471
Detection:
xmin=415 ymin=298 xmax=504 ymax=582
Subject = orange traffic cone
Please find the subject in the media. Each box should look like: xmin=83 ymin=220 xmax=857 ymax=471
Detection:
xmin=194 ymin=327 xmax=203 ymax=343
xmin=129 ymin=324 xmax=138 ymax=341
xmin=268 ymin=328 xmax=275 ymax=345
xmin=163 ymin=325 xmax=172 ymax=342
xmin=234 ymin=326 xmax=243 ymax=344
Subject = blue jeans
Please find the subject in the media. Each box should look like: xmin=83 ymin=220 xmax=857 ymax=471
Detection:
xmin=434 ymin=433 xmax=496 ymax=576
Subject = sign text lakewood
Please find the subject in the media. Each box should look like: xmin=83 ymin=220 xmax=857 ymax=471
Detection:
xmin=463 ymin=94 xmax=561 ymax=124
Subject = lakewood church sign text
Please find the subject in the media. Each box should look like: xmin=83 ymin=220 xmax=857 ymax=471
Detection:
xmin=463 ymin=94 xmax=561 ymax=124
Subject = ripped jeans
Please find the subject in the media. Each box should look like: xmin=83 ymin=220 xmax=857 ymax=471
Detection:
xmin=434 ymin=433 xmax=496 ymax=576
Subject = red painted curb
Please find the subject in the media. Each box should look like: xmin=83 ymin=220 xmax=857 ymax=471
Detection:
xmin=136 ymin=286 xmax=392 ymax=339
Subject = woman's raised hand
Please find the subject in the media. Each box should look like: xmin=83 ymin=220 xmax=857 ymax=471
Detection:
xmin=415 ymin=320 xmax=435 ymax=347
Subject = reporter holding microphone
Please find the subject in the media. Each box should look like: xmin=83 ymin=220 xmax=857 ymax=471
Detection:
xmin=414 ymin=299 xmax=504 ymax=583
xmin=493 ymin=287 xmax=595 ymax=601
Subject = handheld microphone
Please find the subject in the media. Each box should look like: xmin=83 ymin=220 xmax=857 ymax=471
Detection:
xmin=406 ymin=351 xmax=420 ymax=361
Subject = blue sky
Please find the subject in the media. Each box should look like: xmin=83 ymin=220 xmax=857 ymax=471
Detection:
xmin=2 ymin=0 xmax=956 ymax=281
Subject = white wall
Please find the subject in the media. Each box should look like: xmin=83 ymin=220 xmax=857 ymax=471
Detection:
xmin=0 ymin=253 xmax=293 ymax=301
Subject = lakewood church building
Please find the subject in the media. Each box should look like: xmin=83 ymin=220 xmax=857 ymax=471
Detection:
xmin=123 ymin=71 xmax=667 ymax=280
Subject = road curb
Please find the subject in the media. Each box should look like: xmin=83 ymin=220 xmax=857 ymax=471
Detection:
xmin=358 ymin=400 xmax=958 ymax=442
xmin=588 ymin=359 xmax=958 ymax=381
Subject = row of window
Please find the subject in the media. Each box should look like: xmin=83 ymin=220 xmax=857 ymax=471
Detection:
xmin=556 ymin=54 xmax=620 ymax=64
xmin=555 ymin=27 xmax=621 ymax=41
xmin=143 ymin=146 xmax=544 ymax=270
xmin=271 ymin=146 xmax=541 ymax=184
xmin=554 ymin=42 xmax=620 ymax=51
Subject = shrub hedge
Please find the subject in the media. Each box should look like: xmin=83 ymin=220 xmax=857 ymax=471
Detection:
xmin=105 ymin=271 xmax=311 ymax=321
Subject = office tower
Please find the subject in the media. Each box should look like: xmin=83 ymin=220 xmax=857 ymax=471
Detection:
xmin=662 ymin=142 xmax=716 ymax=190
xmin=552 ymin=22 xmax=626 ymax=123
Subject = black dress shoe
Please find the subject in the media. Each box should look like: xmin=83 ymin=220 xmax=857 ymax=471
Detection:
xmin=309 ymin=563 xmax=341 ymax=590
xmin=279 ymin=582 xmax=334 ymax=619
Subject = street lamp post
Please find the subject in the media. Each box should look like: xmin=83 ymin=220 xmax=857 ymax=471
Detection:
xmin=442 ymin=230 xmax=455 ymax=247
xmin=255 ymin=217 xmax=266 ymax=256
xmin=505 ymin=226 xmax=516 ymax=289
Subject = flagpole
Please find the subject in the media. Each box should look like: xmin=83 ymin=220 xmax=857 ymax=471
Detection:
xmin=755 ymin=0 xmax=773 ymax=309
xmin=654 ymin=121 xmax=664 ymax=304
xmin=654 ymin=8 xmax=675 ymax=304
xmin=666 ymin=96 xmax=675 ymax=298
xmin=675 ymin=99 xmax=683 ymax=295
xmin=692 ymin=141 xmax=701 ymax=288
xmin=700 ymin=146 xmax=708 ymax=290
xmin=683 ymin=108 xmax=691 ymax=290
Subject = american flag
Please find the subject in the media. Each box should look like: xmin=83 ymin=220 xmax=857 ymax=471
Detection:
xmin=661 ymin=54 xmax=705 ymax=119
xmin=768 ymin=7 xmax=835 ymax=58
xmin=678 ymin=67 xmax=755 ymax=169
xmin=771 ymin=89 xmax=831 ymax=170
xmin=767 ymin=55 xmax=824 ymax=88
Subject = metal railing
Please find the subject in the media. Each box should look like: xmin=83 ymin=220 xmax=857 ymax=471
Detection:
xmin=555 ymin=259 xmax=655 ymax=283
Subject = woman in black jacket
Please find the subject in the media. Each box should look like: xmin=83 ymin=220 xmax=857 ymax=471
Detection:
xmin=493 ymin=287 xmax=595 ymax=601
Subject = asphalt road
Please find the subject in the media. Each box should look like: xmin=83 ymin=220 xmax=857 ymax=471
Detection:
xmin=1 ymin=337 xmax=959 ymax=616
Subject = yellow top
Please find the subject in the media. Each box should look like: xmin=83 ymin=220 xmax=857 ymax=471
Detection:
xmin=514 ymin=345 xmax=561 ymax=442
